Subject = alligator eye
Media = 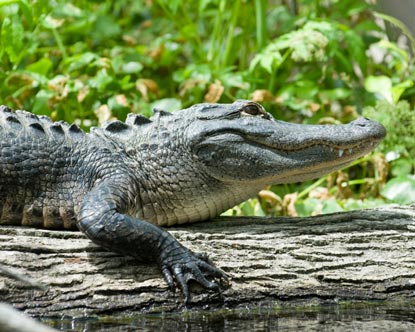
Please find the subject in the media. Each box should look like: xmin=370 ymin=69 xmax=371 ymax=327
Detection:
xmin=241 ymin=103 xmax=270 ymax=119
xmin=242 ymin=103 xmax=262 ymax=116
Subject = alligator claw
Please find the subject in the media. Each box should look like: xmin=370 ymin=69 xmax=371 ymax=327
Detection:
xmin=159 ymin=244 xmax=228 ymax=303
xmin=161 ymin=266 xmax=176 ymax=293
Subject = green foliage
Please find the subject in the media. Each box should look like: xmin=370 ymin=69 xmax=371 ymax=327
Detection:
xmin=0 ymin=0 xmax=414 ymax=216
xmin=0 ymin=1 xmax=154 ymax=125
xmin=1 ymin=0 xmax=405 ymax=122
xmin=381 ymin=175 xmax=415 ymax=205
xmin=363 ymin=100 xmax=415 ymax=205
xmin=249 ymin=22 xmax=330 ymax=72
xmin=364 ymin=101 xmax=415 ymax=160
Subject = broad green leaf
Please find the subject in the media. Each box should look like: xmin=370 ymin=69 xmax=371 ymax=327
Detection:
xmin=119 ymin=75 xmax=134 ymax=91
xmin=249 ymin=51 xmax=282 ymax=73
xmin=199 ymin=0 xmax=216 ymax=12
xmin=88 ymin=69 xmax=113 ymax=92
xmin=1 ymin=15 xmax=24 ymax=64
xmin=249 ymin=54 xmax=261 ymax=72
xmin=258 ymin=54 xmax=276 ymax=74
xmin=32 ymin=89 xmax=54 ymax=115
xmin=343 ymin=199 xmax=365 ymax=211
xmin=122 ymin=62 xmax=143 ymax=74
xmin=254 ymin=201 xmax=266 ymax=216
xmin=344 ymin=30 xmax=366 ymax=72
xmin=26 ymin=58 xmax=53 ymax=76
xmin=157 ymin=0 xmax=181 ymax=14
xmin=321 ymin=198 xmax=343 ymax=214
xmin=256 ymin=54 xmax=274 ymax=73
xmin=343 ymin=198 xmax=386 ymax=210
xmin=364 ymin=75 xmax=392 ymax=103
xmin=220 ymin=208 xmax=234 ymax=217
xmin=66 ymin=52 xmax=99 ymax=72
xmin=271 ymin=34 xmax=291 ymax=50
xmin=17 ymin=0 xmax=33 ymax=28
xmin=240 ymin=200 xmax=255 ymax=216
xmin=381 ymin=175 xmax=415 ymax=205
xmin=332 ymin=49 xmax=353 ymax=73
xmin=294 ymin=80 xmax=318 ymax=100
xmin=295 ymin=198 xmax=322 ymax=217
xmin=319 ymin=88 xmax=352 ymax=101
xmin=91 ymin=15 xmax=121 ymax=41
xmin=391 ymin=80 xmax=414 ymax=104
xmin=0 ymin=0 xmax=20 ymax=6
xmin=345 ymin=2 xmax=367 ymax=16
xmin=0 ymin=1 xmax=19 ymax=12
xmin=239 ymin=199 xmax=265 ymax=216
xmin=220 ymin=72 xmax=249 ymax=89
xmin=390 ymin=158 xmax=413 ymax=178
xmin=354 ymin=20 xmax=381 ymax=34
xmin=377 ymin=40 xmax=408 ymax=65
xmin=173 ymin=64 xmax=212 ymax=82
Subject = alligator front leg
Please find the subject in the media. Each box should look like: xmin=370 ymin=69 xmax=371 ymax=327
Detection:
xmin=77 ymin=181 xmax=227 ymax=303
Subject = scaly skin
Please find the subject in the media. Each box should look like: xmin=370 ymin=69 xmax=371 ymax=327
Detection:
xmin=0 ymin=101 xmax=386 ymax=302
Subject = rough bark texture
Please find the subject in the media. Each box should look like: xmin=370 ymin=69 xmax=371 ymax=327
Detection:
xmin=1 ymin=205 xmax=415 ymax=317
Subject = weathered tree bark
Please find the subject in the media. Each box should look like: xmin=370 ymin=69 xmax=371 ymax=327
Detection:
xmin=1 ymin=205 xmax=414 ymax=317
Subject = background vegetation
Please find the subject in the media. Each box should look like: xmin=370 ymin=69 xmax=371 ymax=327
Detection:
xmin=0 ymin=0 xmax=414 ymax=217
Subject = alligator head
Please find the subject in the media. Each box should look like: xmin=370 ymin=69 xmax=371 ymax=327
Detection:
xmin=185 ymin=100 xmax=386 ymax=184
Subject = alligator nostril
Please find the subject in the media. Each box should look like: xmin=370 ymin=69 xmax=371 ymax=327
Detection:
xmin=353 ymin=117 xmax=371 ymax=127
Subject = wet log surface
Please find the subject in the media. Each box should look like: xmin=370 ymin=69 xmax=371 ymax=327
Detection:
xmin=0 ymin=205 xmax=414 ymax=318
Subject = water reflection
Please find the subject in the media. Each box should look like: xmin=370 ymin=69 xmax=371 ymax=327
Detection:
xmin=43 ymin=301 xmax=415 ymax=332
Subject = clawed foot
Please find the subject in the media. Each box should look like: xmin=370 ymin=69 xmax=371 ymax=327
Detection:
xmin=159 ymin=244 xmax=229 ymax=304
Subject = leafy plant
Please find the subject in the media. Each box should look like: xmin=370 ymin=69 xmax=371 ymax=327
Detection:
xmin=0 ymin=0 xmax=414 ymax=216
xmin=363 ymin=100 xmax=415 ymax=204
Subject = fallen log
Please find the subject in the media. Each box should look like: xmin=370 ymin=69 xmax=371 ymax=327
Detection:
xmin=0 ymin=205 xmax=414 ymax=317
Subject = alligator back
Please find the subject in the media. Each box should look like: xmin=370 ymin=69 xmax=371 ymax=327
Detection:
xmin=0 ymin=106 xmax=92 ymax=229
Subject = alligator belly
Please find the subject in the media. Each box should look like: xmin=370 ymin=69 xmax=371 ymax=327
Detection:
xmin=0 ymin=197 xmax=78 ymax=230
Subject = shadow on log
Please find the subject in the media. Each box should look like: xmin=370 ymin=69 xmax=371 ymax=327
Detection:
xmin=0 ymin=205 xmax=415 ymax=318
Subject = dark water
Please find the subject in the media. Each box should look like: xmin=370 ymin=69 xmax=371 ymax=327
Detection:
xmin=43 ymin=301 xmax=415 ymax=332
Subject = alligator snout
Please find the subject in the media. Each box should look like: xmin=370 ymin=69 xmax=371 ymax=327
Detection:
xmin=349 ymin=117 xmax=387 ymax=140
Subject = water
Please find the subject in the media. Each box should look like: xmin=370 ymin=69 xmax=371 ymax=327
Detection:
xmin=42 ymin=301 xmax=415 ymax=331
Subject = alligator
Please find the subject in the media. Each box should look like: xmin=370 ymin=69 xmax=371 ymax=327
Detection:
xmin=0 ymin=100 xmax=386 ymax=302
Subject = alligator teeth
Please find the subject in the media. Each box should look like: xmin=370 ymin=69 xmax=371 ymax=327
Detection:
xmin=338 ymin=150 xmax=344 ymax=157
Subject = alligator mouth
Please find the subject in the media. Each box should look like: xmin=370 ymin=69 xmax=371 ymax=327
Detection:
xmin=239 ymin=133 xmax=383 ymax=184
xmin=325 ymin=140 xmax=379 ymax=159
xmin=269 ymin=138 xmax=382 ymax=183
xmin=273 ymin=139 xmax=380 ymax=157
